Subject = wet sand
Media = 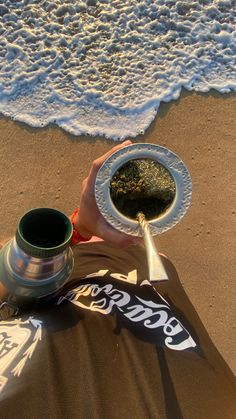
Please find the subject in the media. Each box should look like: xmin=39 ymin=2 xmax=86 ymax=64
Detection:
xmin=0 ymin=89 xmax=235 ymax=375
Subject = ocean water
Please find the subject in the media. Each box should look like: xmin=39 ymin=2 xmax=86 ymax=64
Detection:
xmin=0 ymin=0 xmax=235 ymax=139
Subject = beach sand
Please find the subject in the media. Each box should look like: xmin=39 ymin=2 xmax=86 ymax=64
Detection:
xmin=0 ymin=90 xmax=235 ymax=375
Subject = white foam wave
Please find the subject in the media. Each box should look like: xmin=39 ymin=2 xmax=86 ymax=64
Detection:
xmin=0 ymin=0 xmax=235 ymax=139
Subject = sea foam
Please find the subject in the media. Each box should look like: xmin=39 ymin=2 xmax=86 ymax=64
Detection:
xmin=0 ymin=0 xmax=235 ymax=139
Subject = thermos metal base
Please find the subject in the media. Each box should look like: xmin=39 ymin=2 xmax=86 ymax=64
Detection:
xmin=0 ymin=241 xmax=74 ymax=299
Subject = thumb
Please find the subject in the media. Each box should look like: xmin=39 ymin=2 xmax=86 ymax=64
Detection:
xmin=98 ymin=221 xmax=141 ymax=246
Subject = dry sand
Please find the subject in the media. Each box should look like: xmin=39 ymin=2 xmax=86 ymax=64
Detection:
xmin=0 ymin=89 xmax=235 ymax=375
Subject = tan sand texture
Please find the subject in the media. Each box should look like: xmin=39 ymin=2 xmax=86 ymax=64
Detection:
xmin=0 ymin=90 xmax=235 ymax=375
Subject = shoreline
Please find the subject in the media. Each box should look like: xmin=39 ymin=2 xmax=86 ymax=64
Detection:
xmin=1 ymin=88 xmax=236 ymax=142
xmin=0 ymin=89 xmax=236 ymax=375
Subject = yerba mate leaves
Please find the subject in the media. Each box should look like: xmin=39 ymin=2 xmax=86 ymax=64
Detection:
xmin=110 ymin=159 xmax=176 ymax=220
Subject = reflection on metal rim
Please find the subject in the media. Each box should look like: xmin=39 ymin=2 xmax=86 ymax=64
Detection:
xmin=95 ymin=143 xmax=192 ymax=237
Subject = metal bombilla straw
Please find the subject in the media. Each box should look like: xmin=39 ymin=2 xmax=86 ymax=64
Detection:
xmin=137 ymin=212 xmax=168 ymax=282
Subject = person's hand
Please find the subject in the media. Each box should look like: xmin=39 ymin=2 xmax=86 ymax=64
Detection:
xmin=73 ymin=140 xmax=142 ymax=246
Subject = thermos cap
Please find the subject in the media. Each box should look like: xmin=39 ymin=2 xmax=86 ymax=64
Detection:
xmin=15 ymin=208 xmax=73 ymax=258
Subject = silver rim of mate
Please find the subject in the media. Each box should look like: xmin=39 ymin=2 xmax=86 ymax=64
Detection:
xmin=95 ymin=143 xmax=192 ymax=237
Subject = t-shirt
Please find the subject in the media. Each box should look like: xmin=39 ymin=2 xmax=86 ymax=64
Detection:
xmin=0 ymin=242 xmax=236 ymax=419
